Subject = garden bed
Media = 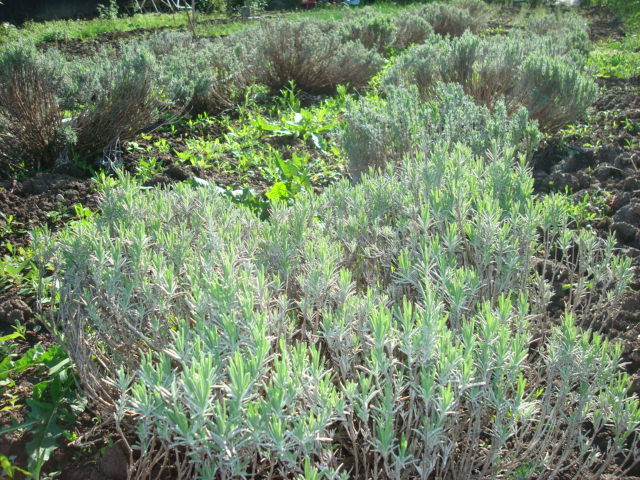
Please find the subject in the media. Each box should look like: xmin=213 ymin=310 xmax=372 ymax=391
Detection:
xmin=1 ymin=3 xmax=639 ymax=479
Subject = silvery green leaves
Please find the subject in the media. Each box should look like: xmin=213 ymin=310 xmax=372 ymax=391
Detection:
xmin=342 ymin=83 xmax=541 ymax=180
xmin=382 ymin=30 xmax=597 ymax=131
xmin=38 ymin=137 xmax=638 ymax=478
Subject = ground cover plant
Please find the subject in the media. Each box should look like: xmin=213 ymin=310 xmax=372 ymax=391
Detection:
xmin=2 ymin=1 xmax=640 ymax=478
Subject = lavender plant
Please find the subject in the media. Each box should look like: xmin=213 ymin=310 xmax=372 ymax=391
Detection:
xmin=342 ymin=83 xmax=541 ymax=180
xmin=245 ymin=19 xmax=384 ymax=93
xmin=37 ymin=140 xmax=638 ymax=478
xmin=383 ymin=31 xmax=597 ymax=131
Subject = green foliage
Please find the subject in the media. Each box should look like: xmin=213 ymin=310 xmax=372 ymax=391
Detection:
xmin=589 ymin=35 xmax=640 ymax=78
xmin=342 ymin=83 xmax=541 ymax=180
xmin=196 ymin=0 xmax=227 ymax=13
xmin=0 ymin=242 xmax=41 ymax=295
xmin=251 ymin=100 xmax=339 ymax=153
xmin=383 ymin=30 xmax=596 ymax=131
xmin=264 ymin=151 xmax=313 ymax=203
xmin=0 ymin=342 xmax=85 ymax=479
xmin=0 ymin=455 xmax=29 ymax=479
xmin=96 ymin=0 xmax=120 ymax=20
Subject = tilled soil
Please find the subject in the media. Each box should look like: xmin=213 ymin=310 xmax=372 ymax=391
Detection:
xmin=531 ymin=75 xmax=640 ymax=404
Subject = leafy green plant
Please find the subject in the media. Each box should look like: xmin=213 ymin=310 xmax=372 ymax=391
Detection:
xmin=96 ymin=0 xmax=119 ymax=20
xmin=588 ymin=37 xmax=640 ymax=79
xmin=0 ymin=343 xmax=85 ymax=480
xmin=0 ymin=243 xmax=40 ymax=295
xmin=176 ymin=138 xmax=220 ymax=169
xmin=0 ymin=455 xmax=29 ymax=479
xmin=252 ymin=107 xmax=338 ymax=153
xmin=264 ymin=151 xmax=313 ymax=203
xmin=136 ymin=157 xmax=164 ymax=182
xmin=0 ymin=214 xmax=24 ymax=238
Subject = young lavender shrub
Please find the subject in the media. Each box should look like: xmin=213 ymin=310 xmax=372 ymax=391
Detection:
xmin=508 ymin=54 xmax=598 ymax=131
xmin=37 ymin=136 xmax=639 ymax=479
xmin=382 ymin=31 xmax=597 ymax=131
xmin=391 ymin=12 xmax=434 ymax=50
xmin=246 ymin=19 xmax=384 ymax=93
xmin=342 ymin=83 xmax=541 ymax=180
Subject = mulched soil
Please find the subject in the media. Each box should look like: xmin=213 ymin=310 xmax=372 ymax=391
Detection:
xmin=1 ymin=7 xmax=640 ymax=479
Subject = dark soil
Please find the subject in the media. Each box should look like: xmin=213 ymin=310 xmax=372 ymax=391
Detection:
xmin=531 ymin=75 xmax=640 ymax=402
xmin=588 ymin=6 xmax=625 ymax=42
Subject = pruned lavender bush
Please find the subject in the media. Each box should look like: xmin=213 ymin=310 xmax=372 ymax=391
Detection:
xmin=383 ymin=31 xmax=597 ymax=131
xmin=139 ymin=31 xmax=258 ymax=114
xmin=525 ymin=10 xmax=591 ymax=57
xmin=0 ymin=41 xmax=164 ymax=168
xmin=342 ymin=83 xmax=541 ymax=180
xmin=38 ymin=140 xmax=638 ymax=479
xmin=340 ymin=13 xmax=396 ymax=54
xmin=415 ymin=2 xmax=483 ymax=37
xmin=248 ymin=19 xmax=384 ymax=93
xmin=72 ymin=45 xmax=162 ymax=160
xmin=0 ymin=43 xmax=69 ymax=170
xmin=391 ymin=12 xmax=434 ymax=50
xmin=508 ymin=54 xmax=598 ymax=131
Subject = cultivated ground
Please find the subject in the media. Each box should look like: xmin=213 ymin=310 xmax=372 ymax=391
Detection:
xmin=1 ymin=2 xmax=640 ymax=479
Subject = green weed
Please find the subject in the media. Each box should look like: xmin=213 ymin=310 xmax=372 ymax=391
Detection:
xmin=0 ymin=342 xmax=86 ymax=480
